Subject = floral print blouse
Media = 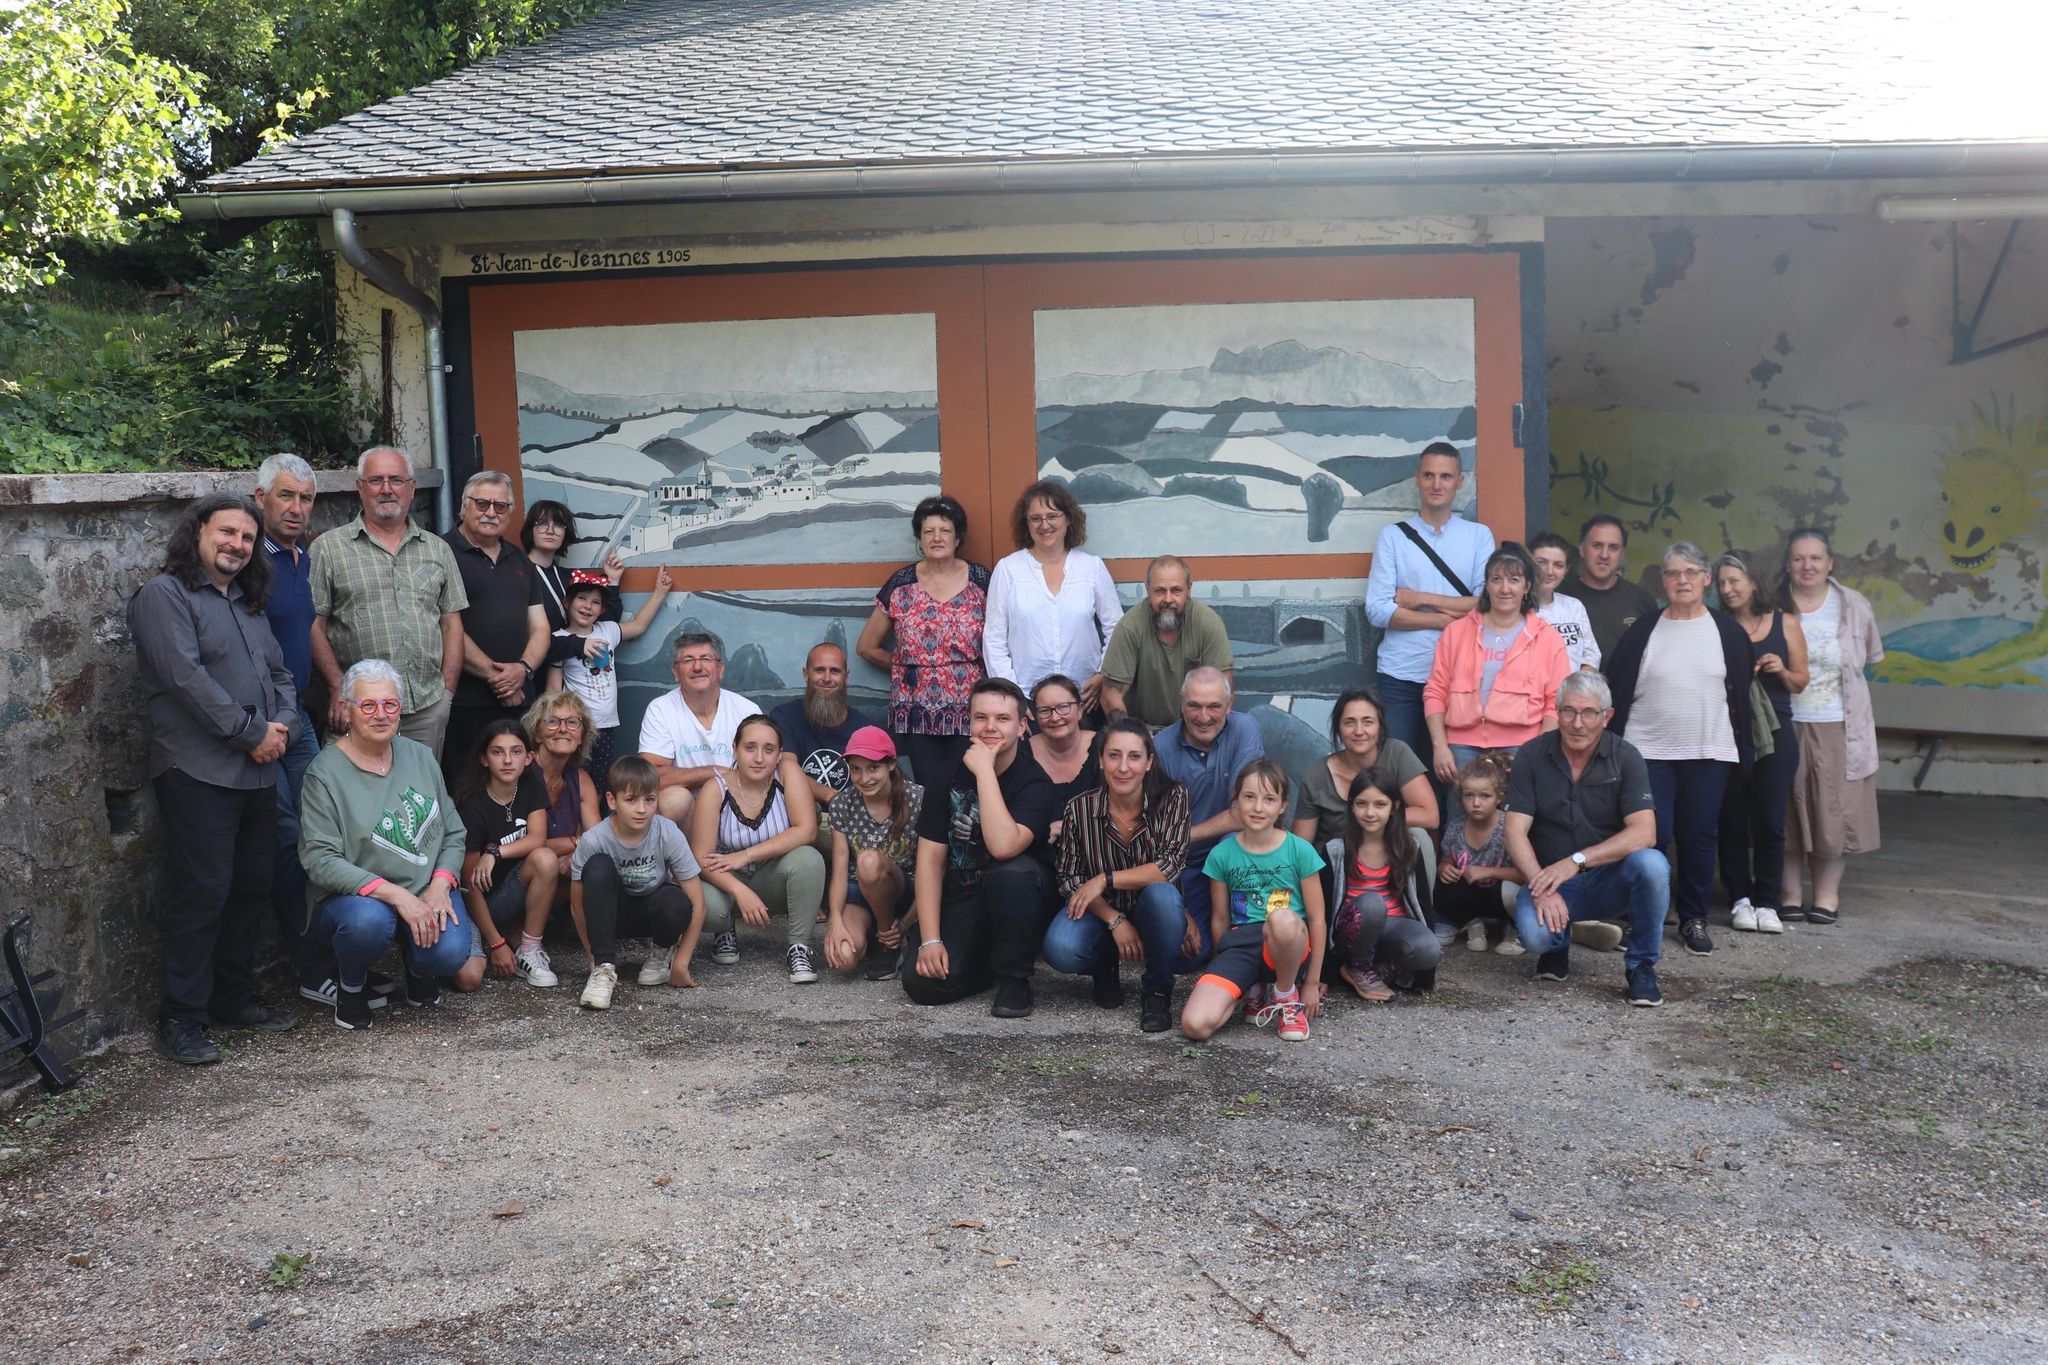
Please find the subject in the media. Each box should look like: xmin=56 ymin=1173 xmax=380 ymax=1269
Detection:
xmin=876 ymin=561 xmax=990 ymax=735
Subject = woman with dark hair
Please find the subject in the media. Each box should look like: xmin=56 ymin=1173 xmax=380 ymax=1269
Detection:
xmin=983 ymin=480 xmax=1122 ymax=711
xmin=1715 ymin=549 xmax=1808 ymax=934
xmin=1042 ymin=718 xmax=1192 ymax=1032
xmin=1776 ymin=527 xmax=1883 ymax=926
xmin=1292 ymin=686 xmax=1438 ymax=844
xmin=453 ymin=718 xmax=559 ymax=987
xmin=520 ymin=499 xmax=622 ymax=632
xmin=1028 ymin=673 xmax=1099 ymax=840
xmin=1605 ymin=541 xmax=1756 ymax=956
xmin=688 ymin=714 xmax=827 ymax=983
xmin=1422 ymin=541 xmax=1571 ymax=783
xmin=857 ymin=494 xmax=990 ymax=786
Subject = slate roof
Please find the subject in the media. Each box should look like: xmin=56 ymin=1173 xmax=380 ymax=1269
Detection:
xmin=202 ymin=0 xmax=2048 ymax=192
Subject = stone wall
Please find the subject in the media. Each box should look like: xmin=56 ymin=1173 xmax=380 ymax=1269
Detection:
xmin=0 ymin=469 xmax=446 ymax=1057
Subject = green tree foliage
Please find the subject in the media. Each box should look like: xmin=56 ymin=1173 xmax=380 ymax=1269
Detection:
xmin=0 ymin=0 xmax=205 ymax=293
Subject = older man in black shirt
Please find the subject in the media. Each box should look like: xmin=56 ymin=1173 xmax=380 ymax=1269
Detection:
xmin=1504 ymin=671 xmax=1670 ymax=1006
xmin=443 ymin=470 xmax=548 ymax=782
xmin=130 ymin=494 xmax=302 ymax=1064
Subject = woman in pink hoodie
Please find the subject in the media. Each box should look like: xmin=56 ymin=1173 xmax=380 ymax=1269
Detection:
xmin=1422 ymin=543 xmax=1572 ymax=783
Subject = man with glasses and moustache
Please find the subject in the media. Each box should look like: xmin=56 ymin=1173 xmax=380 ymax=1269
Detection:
xmin=441 ymin=470 xmax=549 ymax=781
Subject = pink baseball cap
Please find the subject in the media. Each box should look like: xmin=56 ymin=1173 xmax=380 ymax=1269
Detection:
xmin=844 ymin=726 xmax=897 ymax=762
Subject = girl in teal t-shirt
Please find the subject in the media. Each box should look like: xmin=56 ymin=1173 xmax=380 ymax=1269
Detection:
xmin=1181 ymin=758 xmax=1326 ymax=1043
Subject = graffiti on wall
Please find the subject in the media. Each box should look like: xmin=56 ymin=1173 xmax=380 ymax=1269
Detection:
xmin=515 ymin=314 xmax=941 ymax=568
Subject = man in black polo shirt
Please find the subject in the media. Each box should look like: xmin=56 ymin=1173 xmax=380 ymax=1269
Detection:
xmin=904 ymin=677 xmax=1059 ymax=1017
xmin=1505 ymin=671 xmax=1670 ymax=1006
xmin=443 ymin=471 xmax=547 ymax=782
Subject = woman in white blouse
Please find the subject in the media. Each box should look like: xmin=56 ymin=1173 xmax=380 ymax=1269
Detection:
xmin=982 ymin=481 xmax=1123 ymax=712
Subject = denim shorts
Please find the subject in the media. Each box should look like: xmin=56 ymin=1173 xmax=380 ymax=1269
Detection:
xmin=467 ymin=869 xmax=528 ymax=954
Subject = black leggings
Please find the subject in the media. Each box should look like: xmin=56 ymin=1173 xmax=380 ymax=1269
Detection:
xmin=579 ymin=853 xmax=690 ymax=966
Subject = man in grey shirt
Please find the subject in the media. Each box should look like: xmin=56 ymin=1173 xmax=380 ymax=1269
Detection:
xmin=129 ymin=494 xmax=302 ymax=1065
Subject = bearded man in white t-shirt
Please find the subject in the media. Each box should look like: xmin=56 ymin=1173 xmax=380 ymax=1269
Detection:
xmin=638 ymin=631 xmax=761 ymax=826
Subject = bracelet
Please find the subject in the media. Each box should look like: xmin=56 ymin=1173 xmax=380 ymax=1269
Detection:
xmin=921 ymin=938 xmax=942 ymax=948
xmin=1107 ymin=913 xmax=1128 ymax=930
xmin=486 ymin=939 xmax=506 ymax=952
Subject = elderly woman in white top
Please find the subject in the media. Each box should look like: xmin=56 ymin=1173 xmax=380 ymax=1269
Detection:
xmin=1603 ymin=542 xmax=1755 ymax=959
xmin=982 ymin=481 xmax=1122 ymax=713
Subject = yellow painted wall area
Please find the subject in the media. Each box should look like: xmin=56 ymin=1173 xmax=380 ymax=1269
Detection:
xmin=1546 ymin=216 xmax=2048 ymax=694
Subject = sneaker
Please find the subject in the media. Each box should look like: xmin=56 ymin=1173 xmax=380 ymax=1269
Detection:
xmin=209 ymin=1000 xmax=298 ymax=1033
xmin=1238 ymin=982 xmax=1270 ymax=1021
xmin=1805 ymin=906 xmax=1839 ymax=926
xmin=153 ymin=1018 xmax=222 ymax=1065
xmin=787 ymin=943 xmax=819 ymax=984
xmin=1139 ymin=989 xmax=1172 ymax=1033
xmin=990 ymin=977 xmax=1035 ymax=1018
xmin=1339 ymin=962 xmax=1394 ymax=1002
xmin=299 ymin=977 xmax=388 ymax=1010
xmin=1091 ymin=964 xmax=1125 ymax=1010
xmin=1464 ymin=920 xmax=1489 ymax=952
xmin=1753 ymin=906 xmax=1786 ymax=934
xmin=711 ymin=931 xmax=741 ymax=965
xmin=1275 ymin=996 xmax=1310 ymax=1042
xmin=580 ymin=962 xmax=619 ymax=1010
xmin=1492 ymin=934 xmax=1526 ymax=957
xmin=1404 ymin=968 xmax=1437 ymax=995
xmin=1536 ymin=950 xmax=1570 ymax=982
xmin=861 ymin=937 xmax=900 ymax=981
xmin=1626 ymin=963 xmax=1664 ymax=1008
xmin=1731 ymin=898 xmax=1758 ymax=932
xmin=516 ymin=944 xmax=559 ymax=988
xmin=637 ymin=947 xmax=675 ymax=987
xmin=367 ymin=971 xmax=400 ymax=1000
xmin=403 ymin=968 xmax=442 ymax=1008
xmin=333 ymin=984 xmax=373 ymax=1031
xmin=1569 ymin=921 xmax=1624 ymax=952
xmin=1679 ymin=919 xmax=1715 ymax=956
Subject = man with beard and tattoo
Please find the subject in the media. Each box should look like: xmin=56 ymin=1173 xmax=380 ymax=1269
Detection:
xmin=1099 ymin=556 xmax=1234 ymax=731
xmin=768 ymin=643 xmax=883 ymax=857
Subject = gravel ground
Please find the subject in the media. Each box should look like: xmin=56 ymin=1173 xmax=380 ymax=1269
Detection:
xmin=2 ymin=793 xmax=2045 ymax=1364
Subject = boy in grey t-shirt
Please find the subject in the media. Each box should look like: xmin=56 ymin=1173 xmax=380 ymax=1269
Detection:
xmin=569 ymin=756 xmax=706 ymax=1008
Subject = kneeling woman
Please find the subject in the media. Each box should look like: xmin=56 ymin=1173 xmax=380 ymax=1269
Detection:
xmin=1327 ymin=767 xmax=1440 ymax=1002
xmin=1042 ymin=719 xmax=1193 ymax=1033
xmin=689 ymin=715 xmax=828 ymax=983
xmin=299 ymin=659 xmax=482 ymax=1029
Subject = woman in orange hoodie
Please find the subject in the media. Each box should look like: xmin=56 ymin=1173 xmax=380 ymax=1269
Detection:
xmin=1422 ymin=543 xmax=1572 ymax=783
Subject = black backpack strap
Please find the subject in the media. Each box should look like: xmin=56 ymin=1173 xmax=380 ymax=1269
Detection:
xmin=1394 ymin=521 xmax=1472 ymax=597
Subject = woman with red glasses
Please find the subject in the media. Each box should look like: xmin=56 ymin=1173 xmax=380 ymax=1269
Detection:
xmin=299 ymin=658 xmax=485 ymax=1029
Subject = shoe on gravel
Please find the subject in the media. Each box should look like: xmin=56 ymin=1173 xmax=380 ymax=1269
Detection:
xmin=516 ymin=944 xmax=559 ymax=988
xmin=300 ymin=977 xmax=387 ymax=1010
xmin=1679 ymin=919 xmax=1715 ymax=956
xmin=580 ymin=963 xmax=619 ymax=1010
xmin=637 ymin=947 xmax=675 ymax=987
xmin=1339 ymin=962 xmax=1394 ymax=1002
xmin=1569 ymin=921 xmax=1624 ymax=952
xmin=990 ymin=978 xmax=1035 ymax=1018
xmin=1626 ymin=963 xmax=1664 ymax=1008
xmin=334 ymin=984 xmax=373 ymax=1031
xmin=154 ymin=1018 xmax=222 ymax=1065
xmin=1091 ymin=963 xmax=1125 ymax=1010
xmin=1464 ymin=920 xmax=1489 ymax=952
xmin=1140 ymin=990 xmax=1172 ymax=1033
xmin=210 ymin=1000 xmax=297 ymax=1032
xmin=1274 ymin=995 xmax=1310 ymax=1042
xmin=1805 ymin=906 xmax=1840 ymax=926
xmin=1536 ymin=950 xmax=1571 ymax=982
xmin=711 ymin=931 xmax=741 ymax=965
xmin=787 ymin=943 xmax=819 ymax=984
xmin=1731 ymin=898 xmax=1757 ymax=932
xmin=1492 ymin=934 xmax=1526 ymax=957
xmin=1753 ymin=906 xmax=1786 ymax=934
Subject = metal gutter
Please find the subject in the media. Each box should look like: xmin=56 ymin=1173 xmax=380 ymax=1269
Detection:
xmin=179 ymin=141 xmax=2048 ymax=221
xmin=329 ymin=209 xmax=456 ymax=529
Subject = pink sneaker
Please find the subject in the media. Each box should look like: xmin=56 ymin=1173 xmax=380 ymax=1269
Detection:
xmin=1275 ymin=996 xmax=1310 ymax=1042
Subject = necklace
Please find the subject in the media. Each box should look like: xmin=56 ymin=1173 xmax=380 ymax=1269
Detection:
xmin=343 ymin=738 xmax=394 ymax=776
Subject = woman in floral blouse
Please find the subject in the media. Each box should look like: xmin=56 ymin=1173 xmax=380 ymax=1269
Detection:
xmin=857 ymin=494 xmax=990 ymax=787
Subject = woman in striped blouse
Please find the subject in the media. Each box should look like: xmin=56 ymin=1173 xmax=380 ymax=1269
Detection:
xmin=688 ymin=715 xmax=827 ymax=985
xmin=1041 ymin=719 xmax=1193 ymax=1034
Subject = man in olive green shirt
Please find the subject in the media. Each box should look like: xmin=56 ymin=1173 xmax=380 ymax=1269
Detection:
xmin=1100 ymin=556 xmax=1235 ymax=730
xmin=309 ymin=447 xmax=467 ymax=755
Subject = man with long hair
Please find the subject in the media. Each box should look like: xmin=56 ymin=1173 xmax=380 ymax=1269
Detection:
xmin=129 ymin=494 xmax=302 ymax=1065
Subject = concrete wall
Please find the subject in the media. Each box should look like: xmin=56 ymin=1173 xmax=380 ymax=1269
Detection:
xmin=0 ymin=470 xmax=444 ymax=1055
xmin=1546 ymin=214 xmax=2048 ymax=796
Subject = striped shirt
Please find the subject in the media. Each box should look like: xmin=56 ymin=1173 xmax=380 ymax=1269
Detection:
xmin=715 ymin=774 xmax=791 ymax=853
xmin=309 ymin=516 xmax=466 ymax=712
xmin=1055 ymin=782 xmax=1190 ymax=916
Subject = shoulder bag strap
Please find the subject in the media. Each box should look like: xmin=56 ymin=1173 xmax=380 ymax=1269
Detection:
xmin=1394 ymin=521 xmax=1472 ymax=598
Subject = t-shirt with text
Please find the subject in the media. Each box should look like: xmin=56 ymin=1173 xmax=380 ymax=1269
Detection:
xmin=1202 ymin=833 xmax=1325 ymax=927
xmin=570 ymin=814 xmax=701 ymax=896
xmin=768 ymin=699 xmax=882 ymax=797
xmin=457 ymin=768 xmax=549 ymax=889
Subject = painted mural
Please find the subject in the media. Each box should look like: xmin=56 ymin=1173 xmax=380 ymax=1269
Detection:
xmin=514 ymin=314 xmax=941 ymax=567
xmin=1032 ymin=299 xmax=1478 ymax=557
xmin=1545 ymin=215 xmax=2048 ymax=693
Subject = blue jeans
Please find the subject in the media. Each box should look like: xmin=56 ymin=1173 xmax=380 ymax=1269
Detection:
xmin=1514 ymin=849 xmax=1670 ymax=971
xmin=314 ymin=893 xmax=475 ymax=990
xmin=1042 ymin=882 xmax=1188 ymax=993
xmin=1646 ymin=758 xmax=1733 ymax=925
xmin=271 ymin=715 xmax=321 ymax=976
xmin=1375 ymin=673 xmax=1430 ymax=768
xmin=1173 ymin=865 xmax=1221 ymax=969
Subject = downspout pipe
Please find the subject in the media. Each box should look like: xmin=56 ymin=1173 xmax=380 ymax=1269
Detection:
xmin=330 ymin=208 xmax=455 ymax=531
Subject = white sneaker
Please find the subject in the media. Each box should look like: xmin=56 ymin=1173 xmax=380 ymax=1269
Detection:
xmin=1753 ymin=906 xmax=1785 ymax=934
xmin=1492 ymin=934 xmax=1526 ymax=957
xmin=711 ymin=931 xmax=740 ymax=966
xmin=1464 ymin=920 xmax=1489 ymax=952
xmin=786 ymin=943 xmax=818 ymax=984
xmin=1731 ymin=898 xmax=1758 ymax=932
xmin=516 ymin=943 xmax=559 ymax=987
xmin=637 ymin=947 xmax=675 ymax=987
xmin=580 ymin=963 xmax=618 ymax=1010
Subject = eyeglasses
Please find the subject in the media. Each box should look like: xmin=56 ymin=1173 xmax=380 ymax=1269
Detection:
xmin=354 ymin=698 xmax=402 ymax=717
xmin=360 ymin=475 xmax=413 ymax=489
xmin=469 ymin=497 xmax=512 ymax=514
xmin=1027 ymin=513 xmax=1066 ymax=528
xmin=544 ymin=715 xmax=584 ymax=730
xmin=1662 ymin=568 xmax=1707 ymax=581
xmin=1558 ymin=706 xmax=1607 ymax=723
xmin=1035 ymin=700 xmax=1077 ymax=719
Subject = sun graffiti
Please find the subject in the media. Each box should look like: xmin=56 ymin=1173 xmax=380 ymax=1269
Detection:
xmin=1934 ymin=396 xmax=2048 ymax=574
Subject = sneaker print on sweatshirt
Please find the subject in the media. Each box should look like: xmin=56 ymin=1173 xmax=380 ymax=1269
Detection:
xmin=372 ymin=787 xmax=440 ymax=866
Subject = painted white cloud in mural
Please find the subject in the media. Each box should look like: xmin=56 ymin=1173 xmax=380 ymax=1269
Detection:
xmin=515 ymin=314 xmax=939 ymax=568
xmin=1033 ymin=298 xmax=1478 ymax=559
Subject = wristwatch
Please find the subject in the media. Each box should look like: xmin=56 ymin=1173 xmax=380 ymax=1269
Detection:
xmin=1570 ymin=852 xmax=1587 ymax=869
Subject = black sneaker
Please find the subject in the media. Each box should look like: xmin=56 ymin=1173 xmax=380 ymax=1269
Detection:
xmin=1091 ymin=963 xmax=1125 ymax=1010
xmin=1804 ymin=906 xmax=1839 ymax=926
xmin=367 ymin=971 xmax=401 ymax=999
xmin=1536 ymin=950 xmax=1570 ymax=982
xmin=1140 ymin=990 xmax=1172 ymax=1033
xmin=210 ymin=1001 xmax=298 ymax=1033
xmin=1403 ymin=968 xmax=1437 ymax=995
xmin=1626 ymin=963 xmax=1664 ymax=1008
xmin=334 ymin=983 xmax=373 ymax=1030
xmin=1679 ymin=919 xmax=1715 ymax=956
xmin=990 ymin=978 xmax=1035 ymax=1018
xmin=861 ymin=937 xmax=900 ymax=981
xmin=300 ymin=977 xmax=388 ymax=1010
xmin=153 ymin=1018 xmax=221 ymax=1066
xmin=403 ymin=968 xmax=442 ymax=1008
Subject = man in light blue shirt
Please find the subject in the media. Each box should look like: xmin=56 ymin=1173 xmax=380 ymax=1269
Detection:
xmin=1153 ymin=667 xmax=1265 ymax=952
xmin=1364 ymin=443 xmax=1496 ymax=761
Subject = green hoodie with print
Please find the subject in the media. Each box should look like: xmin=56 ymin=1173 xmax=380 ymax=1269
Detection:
xmin=297 ymin=735 xmax=467 ymax=929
